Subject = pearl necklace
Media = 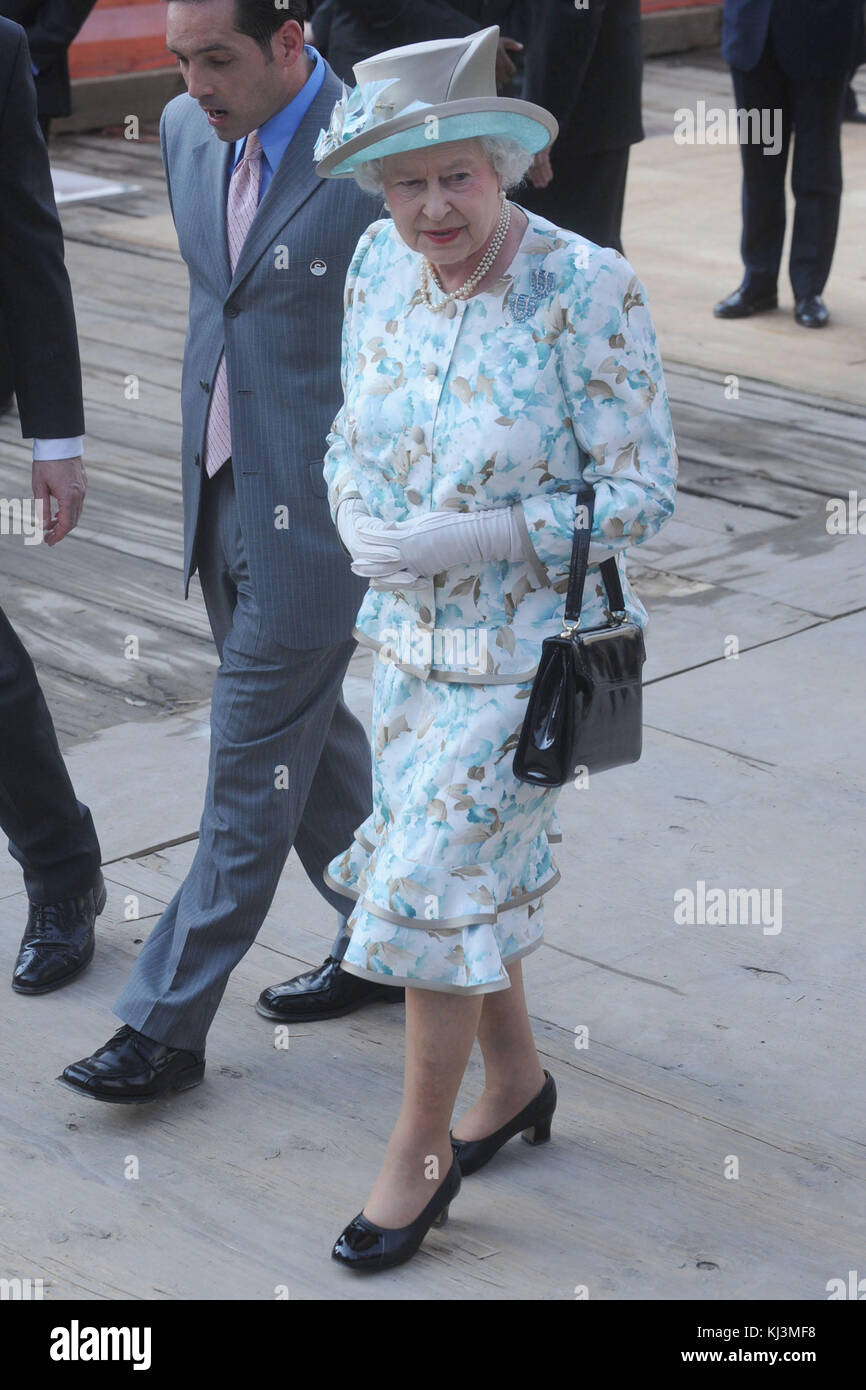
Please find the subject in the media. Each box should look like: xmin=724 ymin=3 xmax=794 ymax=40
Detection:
xmin=420 ymin=195 xmax=511 ymax=312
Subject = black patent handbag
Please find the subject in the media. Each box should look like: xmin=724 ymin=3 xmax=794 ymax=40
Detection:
xmin=512 ymin=485 xmax=646 ymax=787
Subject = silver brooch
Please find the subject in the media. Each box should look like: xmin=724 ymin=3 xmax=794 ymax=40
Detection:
xmin=509 ymin=269 xmax=557 ymax=321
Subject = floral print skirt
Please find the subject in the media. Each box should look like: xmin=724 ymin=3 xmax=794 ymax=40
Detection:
xmin=324 ymin=653 xmax=563 ymax=994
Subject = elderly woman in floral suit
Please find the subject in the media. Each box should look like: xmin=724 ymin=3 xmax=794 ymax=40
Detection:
xmin=314 ymin=27 xmax=677 ymax=1271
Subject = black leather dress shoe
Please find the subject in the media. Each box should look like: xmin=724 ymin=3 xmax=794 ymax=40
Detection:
xmin=450 ymin=1070 xmax=557 ymax=1176
xmin=12 ymin=870 xmax=107 ymax=995
xmin=255 ymin=955 xmax=404 ymax=1022
xmin=59 ymin=1025 xmax=205 ymax=1104
xmin=794 ymin=294 xmax=829 ymax=328
xmin=713 ymin=284 xmax=778 ymax=319
xmin=332 ymin=1157 xmax=461 ymax=1273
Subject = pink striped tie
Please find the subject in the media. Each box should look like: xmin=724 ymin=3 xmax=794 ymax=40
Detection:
xmin=205 ymin=128 xmax=263 ymax=479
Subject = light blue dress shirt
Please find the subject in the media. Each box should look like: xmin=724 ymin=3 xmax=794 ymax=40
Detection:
xmin=231 ymin=45 xmax=326 ymax=203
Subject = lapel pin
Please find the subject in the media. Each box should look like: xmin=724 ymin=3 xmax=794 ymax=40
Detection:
xmin=310 ymin=259 xmax=327 ymax=276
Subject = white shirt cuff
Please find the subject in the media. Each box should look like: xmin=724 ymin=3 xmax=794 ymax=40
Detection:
xmin=33 ymin=437 xmax=84 ymax=461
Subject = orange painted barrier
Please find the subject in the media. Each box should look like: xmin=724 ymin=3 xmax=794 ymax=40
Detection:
xmin=69 ymin=0 xmax=173 ymax=78
xmin=69 ymin=0 xmax=723 ymax=81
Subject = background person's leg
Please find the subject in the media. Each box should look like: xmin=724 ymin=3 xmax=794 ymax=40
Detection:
xmin=519 ymin=122 xmax=630 ymax=252
xmin=731 ymin=45 xmax=792 ymax=295
xmin=551 ymin=146 xmax=629 ymax=253
xmin=0 ymin=605 xmax=101 ymax=904
xmin=788 ymin=74 xmax=848 ymax=299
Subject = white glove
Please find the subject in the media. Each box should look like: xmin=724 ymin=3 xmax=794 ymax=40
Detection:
xmin=335 ymin=498 xmax=426 ymax=589
xmin=388 ymin=506 xmax=529 ymax=578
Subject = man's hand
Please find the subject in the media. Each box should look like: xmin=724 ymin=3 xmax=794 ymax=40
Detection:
xmin=527 ymin=149 xmax=554 ymax=188
xmin=32 ymin=457 xmax=87 ymax=545
xmin=496 ymin=37 xmax=523 ymax=89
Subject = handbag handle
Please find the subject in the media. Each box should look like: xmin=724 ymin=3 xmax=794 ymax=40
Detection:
xmin=564 ymin=484 xmax=627 ymax=627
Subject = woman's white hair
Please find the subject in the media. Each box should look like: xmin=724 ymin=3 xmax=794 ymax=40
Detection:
xmin=353 ymin=135 xmax=534 ymax=196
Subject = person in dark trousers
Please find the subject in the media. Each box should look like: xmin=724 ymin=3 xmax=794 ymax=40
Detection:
xmin=714 ymin=0 xmax=863 ymax=328
xmin=0 ymin=0 xmax=97 ymax=140
xmin=315 ymin=0 xmax=523 ymax=90
xmin=517 ymin=0 xmax=643 ymax=253
xmin=0 ymin=17 xmax=106 ymax=995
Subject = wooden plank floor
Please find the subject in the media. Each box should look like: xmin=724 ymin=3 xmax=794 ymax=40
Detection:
xmin=1 ymin=57 xmax=864 ymax=1301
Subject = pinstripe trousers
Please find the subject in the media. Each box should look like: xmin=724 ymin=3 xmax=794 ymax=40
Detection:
xmin=114 ymin=462 xmax=372 ymax=1050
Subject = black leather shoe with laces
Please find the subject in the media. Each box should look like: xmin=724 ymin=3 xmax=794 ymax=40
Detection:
xmin=12 ymin=870 xmax=106 ymax=994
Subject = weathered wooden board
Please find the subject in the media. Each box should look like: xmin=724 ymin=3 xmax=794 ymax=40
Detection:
xmin=667 ymin=361 xmax=866 ymax=444
xmin=671 ymin=401 xmax=866 ymax=499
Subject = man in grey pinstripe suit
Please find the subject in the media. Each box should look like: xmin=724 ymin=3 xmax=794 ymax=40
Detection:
xmin=60 ymin=0 xmax=401 ymax=1106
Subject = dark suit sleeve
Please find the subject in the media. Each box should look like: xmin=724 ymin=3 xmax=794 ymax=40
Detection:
xmin=19 ymin=0 xmax=98 ymax=69
xmin=337 ymin=0 xmax=479 ymax=40
xmin=521 ymin=0 xmax=608 ymax=132
xmin=0 ymin=26 xmax=84 ymax=437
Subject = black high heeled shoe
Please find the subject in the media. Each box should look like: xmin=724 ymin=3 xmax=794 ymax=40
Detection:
xmin=450 ymin=1070 xmax=557 ymax=1176
xmin=331 ymin=1156 xmax=461 ymax=1273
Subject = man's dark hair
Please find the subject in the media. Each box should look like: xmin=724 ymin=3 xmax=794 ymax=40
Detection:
xmin=166 ymin=1 xmax=309 ymax=58
xmin=236 ymin=0 xmax=308 ymax=54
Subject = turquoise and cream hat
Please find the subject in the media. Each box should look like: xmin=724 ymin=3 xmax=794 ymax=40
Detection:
xmin=314 ymin=26 xmax=557 ymax=178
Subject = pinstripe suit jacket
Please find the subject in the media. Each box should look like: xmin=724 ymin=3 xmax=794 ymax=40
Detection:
xmin=160 ymin=67 xmax=377 ymax=648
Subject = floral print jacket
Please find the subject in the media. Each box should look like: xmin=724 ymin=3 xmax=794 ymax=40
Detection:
xmin=324 ymin=211 xmax=678 ymax=683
